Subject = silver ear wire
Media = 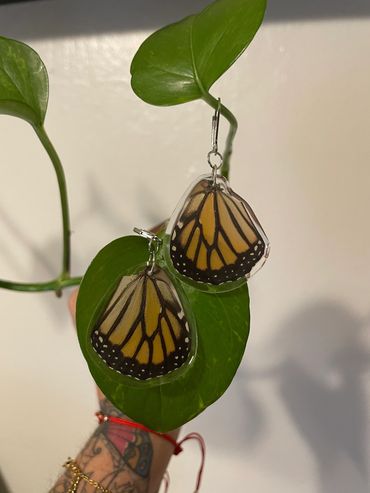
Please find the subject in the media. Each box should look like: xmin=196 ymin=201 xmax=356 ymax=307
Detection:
xmin=211 ymin=98 xmax=221 ymax=154
xmin=207 ymin=98 xmax=223 ymax=184
xmin=133 ymin=228 xmax=162 ymax=274
xmin=133 ymin=228 xmax=157 ymax=241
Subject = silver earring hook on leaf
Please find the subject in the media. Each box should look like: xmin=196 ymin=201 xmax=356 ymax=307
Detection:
xmin=207 ymin=98 xmax=223 ymax=184
xmin=211 ymin=97 xmax=221 ymax=154
xmin=133 ymin=227 xmax=162 ymax=275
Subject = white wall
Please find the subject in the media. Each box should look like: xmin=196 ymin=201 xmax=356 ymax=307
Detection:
xmin=0 ymin=2 xmax=369 ymax=492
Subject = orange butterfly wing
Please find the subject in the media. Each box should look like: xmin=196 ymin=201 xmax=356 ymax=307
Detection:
xmin=91 ymin=267 xmax=191 ymax=380
xmin=170 ymin=178 xmax=267 ymax=284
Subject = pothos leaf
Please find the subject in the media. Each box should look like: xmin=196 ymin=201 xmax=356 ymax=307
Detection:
xmin=130 ymin=0 xmax=267 ymax=105
xmin=0 ymin=36 xmax=48 ymax=125
xmin=76 ymin=236 xmax=250 ymax=432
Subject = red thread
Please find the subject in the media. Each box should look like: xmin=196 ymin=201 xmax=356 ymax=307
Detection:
xmin=95 ymin=412 xmax=182 ymax=454
xmin=177 ymin=432 xmax=206 ymax=492
xmin=95 ymin=412 xmax=205 ymax=491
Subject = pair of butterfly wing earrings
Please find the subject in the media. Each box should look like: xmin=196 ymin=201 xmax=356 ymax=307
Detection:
xmin=92 ymin=101 xmax=270 ymax=381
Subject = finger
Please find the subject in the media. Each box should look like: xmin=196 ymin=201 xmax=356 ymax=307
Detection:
xmin=68 ymin=288 xmax=79 ymax=322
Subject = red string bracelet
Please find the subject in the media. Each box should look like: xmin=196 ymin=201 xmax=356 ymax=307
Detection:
xmin=176 ymin=432 xmax=206 ymax=493
xmin=95 ymin=411 xmax=205 ymax=492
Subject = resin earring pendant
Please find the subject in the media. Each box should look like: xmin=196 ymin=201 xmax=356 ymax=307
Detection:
xmin=168 ymin=100 xmax=270 ymax=288
xmin=91 ymin=229 xmax=194 ymax=380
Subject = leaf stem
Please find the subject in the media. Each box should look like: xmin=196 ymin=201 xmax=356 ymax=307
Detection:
xmin=0 ymin=276 xmax=82 ymax=295
xmin=33 ymin=124 xmax=71 ymax=275
xmin=0 ymin=124 xmax=82 ymax=295
xmin=201 ymin=92 xmax=238 ymax=180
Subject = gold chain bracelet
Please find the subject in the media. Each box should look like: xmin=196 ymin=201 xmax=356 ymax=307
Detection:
xmin=63 ymin=458 xmax=113 ymax=493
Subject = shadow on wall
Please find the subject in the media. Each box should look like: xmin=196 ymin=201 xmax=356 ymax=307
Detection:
xmin=0 ymin=0 xmax=370 ymax=40
xmin=272 ymin=302 xmax=369 ymax=493
xmin=196 ymin=301 xmax=369 ymax=493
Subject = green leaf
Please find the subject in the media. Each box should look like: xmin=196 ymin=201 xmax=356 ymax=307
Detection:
xmin=76 ymin=236 xmax=250 ymax=432
xmin=130 ymin=0 xmax=266 ymax=105
xmin=0 ymin=36 xmax=48 ymax=125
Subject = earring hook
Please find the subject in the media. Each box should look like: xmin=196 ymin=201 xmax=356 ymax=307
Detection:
xmin=208 ymin=98 xmax=223 ymax=184
xmin=133 ymin=227 xmax=162 ymax=274
xmin=211 ymin=98 xmax=221 ymax=154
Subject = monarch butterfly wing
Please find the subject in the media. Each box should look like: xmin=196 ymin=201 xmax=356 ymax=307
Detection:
xmin=170 ymin=178 xmax=267 ymax=284
xmin=170 ymin=179 xmax=210 ymax=281
xmin=91 ymin=273 xmax=145 ymax=374
xmin=215 ymin=189 xmax=267 ymax=279
xmin=91 ymin=268 xmax=191 ymax=380
xmin=150 ymin=268 xmax=191 ymax=375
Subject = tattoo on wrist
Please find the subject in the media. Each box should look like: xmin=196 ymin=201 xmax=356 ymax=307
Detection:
xmin=49 ymin=399 xmax=153 ymax=493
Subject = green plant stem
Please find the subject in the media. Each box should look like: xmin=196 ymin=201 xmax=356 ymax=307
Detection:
xmin=0 ymin=276 xmax=82 ymax=294
xmin=201 ymin=92 xmax=238 ymax=180
xmin=33 ymin=124 xmax=71 ymax=275
xmin=0 ymin=124 xmax=82 ymax=295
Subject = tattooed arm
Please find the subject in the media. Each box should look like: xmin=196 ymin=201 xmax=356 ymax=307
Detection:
xmin=50 ymin=291 xmax=179 ymax=493
xmin=50 ymin=395 xmax=179 ymax=493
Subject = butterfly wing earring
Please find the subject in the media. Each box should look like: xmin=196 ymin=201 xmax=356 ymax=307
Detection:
xmin=91 ymin=228 xmax=194 ymax=381
xmin=168 ymin=100 xmax=270 ymax=289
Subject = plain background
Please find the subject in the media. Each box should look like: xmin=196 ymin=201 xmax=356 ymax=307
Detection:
xmin=0 ymin=1 xmax=369 ymax=492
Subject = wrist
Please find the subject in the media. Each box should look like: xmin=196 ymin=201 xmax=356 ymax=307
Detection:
xmin=98 ymin=396 xmax=180 ymax=438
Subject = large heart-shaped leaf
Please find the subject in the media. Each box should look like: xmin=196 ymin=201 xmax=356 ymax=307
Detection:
xmin=130 ymin=0 xmax=266 ymax=105
xmin=0 ymin=36 xmax=48 ymax=125
xmin=77 ymin=236 xmax=250 ymax=431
